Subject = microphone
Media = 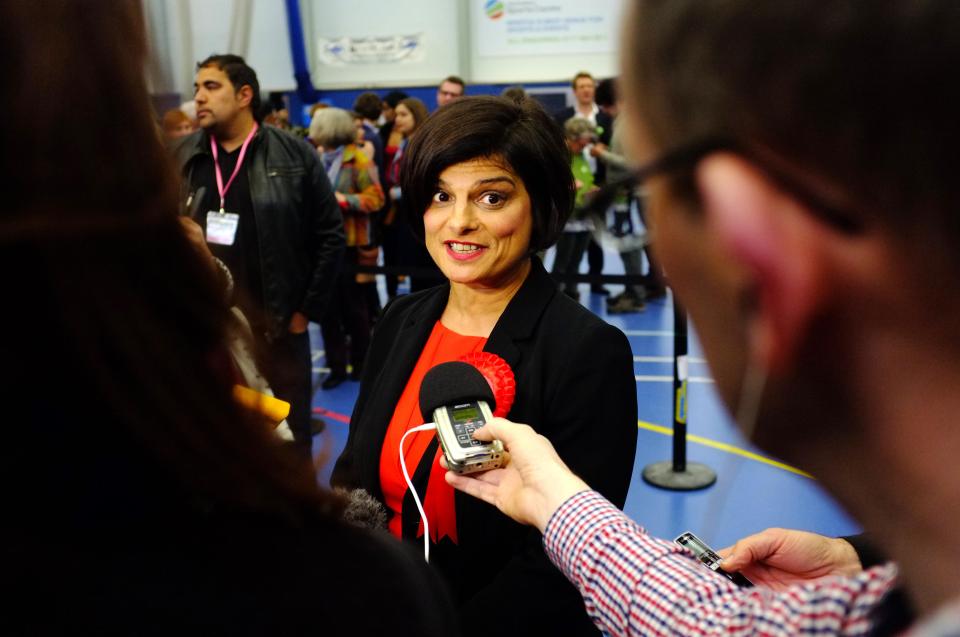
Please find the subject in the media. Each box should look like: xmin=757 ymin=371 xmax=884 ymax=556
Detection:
xmin=418 ymin=361 xmax=504 ymax=475
xmin=184 ymin=186 xmax=206 ymax=219
xmin=419 ymin=361 xmax=496 ymax=419
xmin=403 ymin=361 xmax=505 ymax=561
xmin=335 ymin=488 xmax=388 ymax=530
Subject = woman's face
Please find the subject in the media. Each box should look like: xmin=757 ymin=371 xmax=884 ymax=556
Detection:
xmin=394 ymin=104 xmax=415 ymax=136
xmin=423 ymin=158 xmax=533 ymax=289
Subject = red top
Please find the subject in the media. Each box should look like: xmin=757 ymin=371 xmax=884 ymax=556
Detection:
xmin=379 ymin=321 xmax=487 ymax=543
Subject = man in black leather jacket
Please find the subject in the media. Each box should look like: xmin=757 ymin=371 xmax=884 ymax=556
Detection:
xmin=173 ymin=54 xmax=344 ymax=453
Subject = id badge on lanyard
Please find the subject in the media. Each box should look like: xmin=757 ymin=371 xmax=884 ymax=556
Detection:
xmin=205 ymin=123 xmax=258 ymax=247
xmin=206 ymin=210 xmax=240 ymax=245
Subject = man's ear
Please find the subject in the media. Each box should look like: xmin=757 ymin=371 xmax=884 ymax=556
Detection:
xmin=236 ymin=84 xmax=254 ymax=109
xmin=695 ymin=154 xmax=830 ymax=373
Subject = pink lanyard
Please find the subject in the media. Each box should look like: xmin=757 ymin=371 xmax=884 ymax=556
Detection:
xmin=210 ymin=122 xmax=259 ymax=212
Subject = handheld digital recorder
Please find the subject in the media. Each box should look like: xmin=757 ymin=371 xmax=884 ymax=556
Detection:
xmin=432 ymin=400 xmax=504 ymax=475
xmin=674 ymin=531 xmax=754 ymax=588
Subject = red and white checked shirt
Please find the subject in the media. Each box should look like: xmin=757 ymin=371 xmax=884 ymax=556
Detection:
xmin=543 ymin=490 xmax=901 ymax=636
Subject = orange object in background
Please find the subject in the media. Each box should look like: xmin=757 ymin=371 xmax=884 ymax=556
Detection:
xmin=232 ymin=385 xmax=290 ymax=425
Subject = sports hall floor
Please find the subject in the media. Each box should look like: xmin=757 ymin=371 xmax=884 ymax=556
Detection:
xmin=308 ymin=248 xmax=860 ymax=550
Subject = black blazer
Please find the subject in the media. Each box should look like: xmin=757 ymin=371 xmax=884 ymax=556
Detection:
xmin=332 ymin=258 xmax=637 ymax=636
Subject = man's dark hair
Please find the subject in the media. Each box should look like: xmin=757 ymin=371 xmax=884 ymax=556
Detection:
xmin=353 ymin=92 xmax=383 ymax=121
xmin=197 ymin=53 xmax=262 ymax=120
xmin=383 ymin=90 xmax=408 ymax=109
xmin=401 ymin=96 xmax=574 ymax=252
xmin=629 ymin=0 xmax=960 ymax=264
xmin=439 ymin=75 xmax=466 ymax=92
xmin=595 ymin=78 xmax=617 ymax=108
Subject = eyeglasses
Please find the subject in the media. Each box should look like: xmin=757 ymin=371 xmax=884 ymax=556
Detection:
xmin=586 ymin=137 xmax=865 ymax=235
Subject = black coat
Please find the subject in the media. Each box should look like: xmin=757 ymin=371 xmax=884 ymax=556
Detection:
xmin=172 ymin=126 xmax=345 ymax=339
xmin=332 ymin=257 xmax=638 ymax=636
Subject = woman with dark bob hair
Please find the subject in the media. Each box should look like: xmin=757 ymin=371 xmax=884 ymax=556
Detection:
xmin=332 ymin=96 xmax=638 ymax=636
xmin=2 ymin=1 xmax=456 ymax=633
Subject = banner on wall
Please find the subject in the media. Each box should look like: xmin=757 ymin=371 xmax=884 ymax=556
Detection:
xmin=318 ymin=34 xmax=424 ymax=65
xmin=473 ymin=0 xmax=620 ymax=57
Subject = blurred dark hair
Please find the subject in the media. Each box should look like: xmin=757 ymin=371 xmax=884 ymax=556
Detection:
xmin=383 ymin=90 xmax=408 ymax=109
xmin=353 ymin=92 xmax=383 ymax=121
xmin=595 ymin=77 xmax=617 ymax=108
xmin=500 ymin=85 xmax=527 ymax=103
xmin=401 ymin=96 xmax=574 ymax=252
xmin=197 ymin=53 xmax=263 ymax=122
xmin=628 ymin=0 xmax=960 ymax=265
xmin=1 ymin=0 xmax=336 ymax=525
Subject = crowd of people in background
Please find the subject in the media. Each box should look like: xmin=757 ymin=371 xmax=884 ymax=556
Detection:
xmin=160 ymin=67 xmax=661 ymax=395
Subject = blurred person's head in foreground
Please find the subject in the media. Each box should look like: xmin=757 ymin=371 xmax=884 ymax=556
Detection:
xmin=1 ymin=0 xmax=335 ymax=535
xmin=622 ymin=0 xmax=960 ymax=614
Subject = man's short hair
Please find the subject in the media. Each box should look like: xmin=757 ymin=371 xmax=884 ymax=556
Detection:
xmin=571 ymin=71 xmax=594 ymax=89
xmin=353 ymin=92 xmax=383 ymax=121
xmin=628 ymin=0 xmax=960 ymax=264
xmin=402 ymin=96 xmax=574 ymax=253
xmin=438 ymin=75 xmax=466 ymax=92
xmin=197 ymin=54 xmax=262 ymax=120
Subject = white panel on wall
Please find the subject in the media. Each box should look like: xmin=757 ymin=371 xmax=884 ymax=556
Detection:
xmin=245 ymin=0 xmax=295 ymax=91
xmin=469 ymin=0 xmax=624 ymax=83
xmin=144 ymin=0 xmax=295 ymax=99
xmin=145 ymin=0 xmax=625 ymax=96
xmin=303 ymin=0 xmax=462 ymax=88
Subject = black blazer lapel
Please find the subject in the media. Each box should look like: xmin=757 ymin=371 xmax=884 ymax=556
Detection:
xmin=355 ymin=286 xmax=449 ymax=497
xmin=483 ymin=257 xmax=556 ymax=372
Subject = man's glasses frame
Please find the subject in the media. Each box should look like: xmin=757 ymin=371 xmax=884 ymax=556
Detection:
xmin=587 ymin=137 xmax=864 ymax=235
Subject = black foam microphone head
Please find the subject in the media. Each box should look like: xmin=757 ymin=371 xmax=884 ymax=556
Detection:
xmin=419 ymin=361 xmax=496 ymax=419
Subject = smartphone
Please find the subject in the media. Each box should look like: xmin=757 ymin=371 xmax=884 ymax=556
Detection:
xmin=674 ymin=531 xmax=754 ymax=587
xmin=433 ymin=400 xmax=504 ymax=475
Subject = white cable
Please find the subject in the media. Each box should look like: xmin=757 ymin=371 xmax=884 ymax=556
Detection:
xmin=399 ymin=422 xmax=437 ymax=562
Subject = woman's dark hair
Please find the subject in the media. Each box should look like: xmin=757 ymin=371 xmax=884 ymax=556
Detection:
xmin=397 ymin=97 xmax=429 ymax=134
xmin=1 ymin=0 xmax=337 ymax=525
xmin=401 ymin=96 xmax=574 ymax=252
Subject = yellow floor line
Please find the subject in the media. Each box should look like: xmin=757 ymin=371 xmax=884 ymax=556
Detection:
xmin=637 ymin=420 xmax=813 ymax=478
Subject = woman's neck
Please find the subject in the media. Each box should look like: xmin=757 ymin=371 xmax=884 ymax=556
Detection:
xmin=441 ymin=259 xmax=531 ymax=337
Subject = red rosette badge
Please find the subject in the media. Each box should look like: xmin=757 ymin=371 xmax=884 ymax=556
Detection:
xmin=458 ymin=352 xmax=516 ymax=418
